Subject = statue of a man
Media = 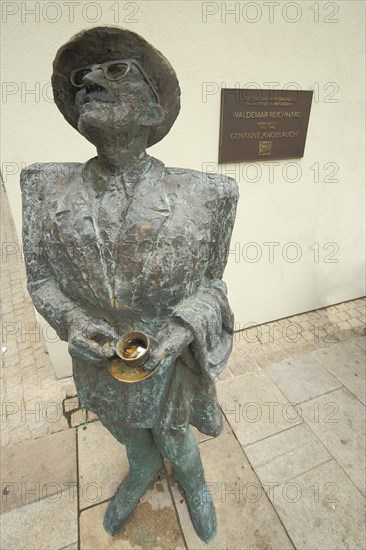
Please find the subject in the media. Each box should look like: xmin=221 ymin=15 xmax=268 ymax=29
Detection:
xmin=21 ymin=26 xmax=238 ymax=543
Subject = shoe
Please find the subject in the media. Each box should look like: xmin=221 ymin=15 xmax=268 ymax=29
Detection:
xmin=104 ymin=457 xmax=163 ymax=536
xmin=184 ymin=484 xmax=217 ymax=543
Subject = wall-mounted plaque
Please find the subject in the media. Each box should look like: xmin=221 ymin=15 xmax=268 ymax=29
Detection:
xmin=218 ymin=89 xmax=313 ymax=163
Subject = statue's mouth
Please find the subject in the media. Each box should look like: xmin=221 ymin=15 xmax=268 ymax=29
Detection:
xmin=83 ymin=84 xmax=116 ymax=104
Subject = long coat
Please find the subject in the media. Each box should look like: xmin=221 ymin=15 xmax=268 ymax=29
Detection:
xmin=21 ymin=157 xmax=239 ymax=434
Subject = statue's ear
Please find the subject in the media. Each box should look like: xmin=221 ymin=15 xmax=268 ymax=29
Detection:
xmin=139 ymin=103 xmax=165 ymax=128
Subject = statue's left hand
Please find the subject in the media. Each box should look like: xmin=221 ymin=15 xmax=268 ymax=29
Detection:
xmin=68 ymin=312 xmax=119 ymax=364
xmin=142 ymin=320 xmax=192 ymax=371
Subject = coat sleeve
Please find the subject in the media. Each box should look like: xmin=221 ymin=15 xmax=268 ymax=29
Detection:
xmin=172 ymin=278 xmax=234 ymax=378
xmin=205 ymin=174 xmax=239 ymax=280
xmin=171 ymin=174 xmax=239 ymax=378
xmin=21 ymin=164 xmax=86 ymax=341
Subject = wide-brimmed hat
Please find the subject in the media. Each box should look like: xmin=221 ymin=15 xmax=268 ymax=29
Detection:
xmin=51 ymin=26 xmax=181 ymax=147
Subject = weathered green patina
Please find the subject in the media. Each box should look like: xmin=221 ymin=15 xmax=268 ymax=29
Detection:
xmin=21 ymin=26 xmax=238 ymax=543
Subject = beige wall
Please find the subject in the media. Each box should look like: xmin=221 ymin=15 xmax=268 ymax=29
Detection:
xmin=2 ymin=1 xmax=365 ymax=377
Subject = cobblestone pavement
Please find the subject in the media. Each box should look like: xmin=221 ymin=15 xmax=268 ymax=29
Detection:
xmin=1 ymin=184 xmax=365 ymax=549
xmin=1 ymin=186 xmax=75 ymax=447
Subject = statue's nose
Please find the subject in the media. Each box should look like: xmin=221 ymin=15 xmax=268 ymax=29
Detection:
xmin=82 ymin=68 xmax=105 ymax=87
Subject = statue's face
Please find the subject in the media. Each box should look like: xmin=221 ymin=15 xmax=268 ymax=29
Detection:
xmin=73 ymin=62 xmax=160 ymax=142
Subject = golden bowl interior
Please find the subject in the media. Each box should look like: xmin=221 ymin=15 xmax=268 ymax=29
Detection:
xmin=110 ymin=331 xmax=159 ymax=383
xmin=116 ymin=332 xmax=150 ymax=364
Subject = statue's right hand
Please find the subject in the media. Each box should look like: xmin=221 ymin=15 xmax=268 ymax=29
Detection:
xmin=68 ymin=312 xmax=118 ymax=364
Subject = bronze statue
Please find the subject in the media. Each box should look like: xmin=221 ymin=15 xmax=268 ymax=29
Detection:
xmin=21 ymin=26 xmax=238 ymax=543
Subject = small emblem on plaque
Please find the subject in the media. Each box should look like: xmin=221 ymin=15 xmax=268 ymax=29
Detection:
xmin=258 ymin=141 xmax=272 ymax=156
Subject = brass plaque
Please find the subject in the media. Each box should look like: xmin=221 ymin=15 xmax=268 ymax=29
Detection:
xmin=218 ymin=89 xmax=313 ymax=163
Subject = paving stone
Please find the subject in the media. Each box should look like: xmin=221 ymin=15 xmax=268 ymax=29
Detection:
xmin=242 ymin=342 xmax=264 ymax=358
xmin=30 ymin=422 xmax=50 ymax=440
xmin=257 ymin=339 xmax=280 ymax=353
xmin=6 ymin=404 xmax=23 ymax=430
xmin=1 ymin=429 xmax=77 ymax=512
xmin=270 ymin=460 xmax=365 ymax=550
xmin=336 ymin=303 xmax=350 ymax=312
xmin=41 ymin=384 xmax=63 ymax=404
xmin=21 ymin=364 xmax=37 ymax=379
xmin=80 ymin=477 xmax=185 ymax=550
xmin=78 ymin=420 xmax=130 ymax=510
xmin=19 ymin=340 xmax=32 ymax=351
xmin=337 ymin=310 xmax=351 ymax=321
xmin=38 ymin=365 xmax=55 ymax=379
xmin=20 ymin=356 xmax=35 ymax=369
xmin=348 ymin=317 xmax=364 ymax=328
xmin=228 ymin=342 xmax=261 ymax=377
xmin=59 ymin=383 xmax=77 ymax=400
xmin=347 ymin=308 xmax=361 ymax=318
xmin=4 ymin=354 xmax=20 ymax=368
xmin=48 ymin=414 xmax=69 ymax=435
xmin=255 ymin=354 xmax=272 ymax=368
xmin=23 ymin=384 xmax=42 ymax=402
xmin=23 ymin=398 xmax=46 ymax=432
xmin=2 ymin=302 xmax=14 ymax=313
xmin=3 ymin=365 xmax=21 ymax=387
xmin=0 ymin=426 xmax=11 ymax=446
xmin=34 ymin=347 xmax=47 ymax=359
xmin=22 ymin=377 xmax=39 ymax=395
xmin=9 ymin=423 xmax=30 ymax=445
xmin=337 ymin=320 xmax=352 ymax=331
xmin=71 ymin=408 xmax=97 ymax=428
xmin=283 ymin=343 xmax=307 ymax=358
xmin=244 ymin=423 xmax=331 ymax=485
xmin=2 ymin=347 xmax=19 ymax=358
xmin=1 ymin=488 xmax=78 ymax=550
xmin=229 ymin=356 xmax=260 ymax=377
xmin=265 ymin=355 xmax=342 ymax=404
xmin=41 ymin=377 xmax=60 ymax=390
xmin=300 ymin=387 xmax=366 ymax=495
xmin=71 ymin=408 xmax=90 ymax=428
xmin=170 ymin=431 xmax=294 ymax=549
xmin=312 ymin=338 xmax=366 ymax=404
xmin=217 ymin=370 xmax=302 ymax=447
xmin=337 ymin=328 xmax=357 ymax=341
xmin=217 ymin=365 xmax=233 ymax=381
xmin=355 ymin=335 xmax=366 ymax=351
xmin=266 ymin=349 xmax=291 ymax=364
xmin=37 ymin=353 xmax=53 ymax=368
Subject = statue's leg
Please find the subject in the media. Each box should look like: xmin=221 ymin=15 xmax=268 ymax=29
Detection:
xmin=99 ymin=419 xmax=163 ymax=536
xmin=152 ymin=424 xmax=217 ymax=543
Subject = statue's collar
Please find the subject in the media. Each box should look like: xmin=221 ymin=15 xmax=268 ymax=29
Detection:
xmin=82 ymin=155 xmax=158 ymax=198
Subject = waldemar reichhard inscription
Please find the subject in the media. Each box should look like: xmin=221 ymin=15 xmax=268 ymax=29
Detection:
xmin=219 ymin=88 xmax=313 ymax=163
xmin=21 ymin=27 xmax=238 ymax=543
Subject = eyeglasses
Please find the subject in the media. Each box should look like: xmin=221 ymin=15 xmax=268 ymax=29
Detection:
xmin=70 ymin=59 xmax=160 ymax=104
